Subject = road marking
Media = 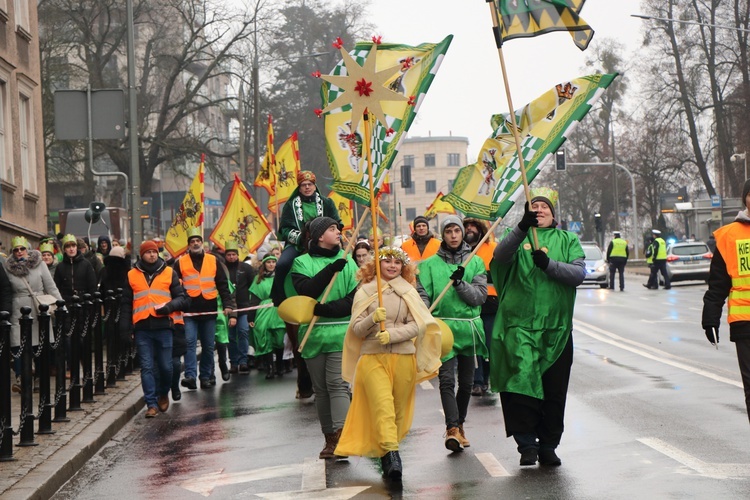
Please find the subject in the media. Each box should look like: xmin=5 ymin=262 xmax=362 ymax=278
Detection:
xmin=179 ymin=465 xmax=303 ymax=496
xmin=301 ymin=457 xmax=325 ymax=491
xmin=638 ymin=437 xmax=750 ymax=479
xmin=255 ymin=486 xmax=370 ymax=499
xmin=639 ymin=319 xmax=687 ymax=324
xmin=574 ymin=320 xmax=742 ymax=388
xmin=475 ymin=452 xmax=511 ymax=477
xmin=420 ymin=380 xmax=434 ymax=390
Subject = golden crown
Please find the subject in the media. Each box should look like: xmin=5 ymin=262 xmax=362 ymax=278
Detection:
xmin=530 ymin=187 xmax=558 ymax=207
xmin=378 ymin=246 xmax=410 ymax=264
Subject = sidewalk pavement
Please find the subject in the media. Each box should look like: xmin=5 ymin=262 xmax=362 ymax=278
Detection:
xmin=0 ymin=372 xmax=144 ymax=500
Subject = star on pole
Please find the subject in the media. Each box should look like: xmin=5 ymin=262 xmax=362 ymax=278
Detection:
xmin=319 ymin=42 xmax=409 ymax=133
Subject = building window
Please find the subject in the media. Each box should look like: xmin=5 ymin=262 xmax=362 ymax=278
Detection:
xmin=405 ymin=180 xmax=415 ymax=195
xmin=0 ymin=0 xmax=8 ymax=20
xmin=405 ymin=207 xmax=416 ymax=221
xmin=448 ymin=179 xmax=455 ymax=191
xmin=425 ymin=180 xmax=437 ymax=193
xmin=424 ymin=153 xmax=435 ymax=167
xmin=448 ymin=153 xmax=461 ymax=166
xmin=14 ymin=0 xmax=29 ymax=33
xmin=18 ymin=81 xmax=36 ymax=193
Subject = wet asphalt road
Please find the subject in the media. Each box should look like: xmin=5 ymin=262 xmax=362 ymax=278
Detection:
xmin=53 ymin=280 xmax=750 ymax=499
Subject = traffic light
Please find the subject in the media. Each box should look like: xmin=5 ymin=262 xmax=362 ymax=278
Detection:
xmin=555 ymin=149 xmax=566 ymax=171
xmin=85 ymin=201 xmax=105 ymax=224
xmin=400 ymin=163 xmax=412 ymax=189
xmin=594 ymin=213 xmax=602 ymax=232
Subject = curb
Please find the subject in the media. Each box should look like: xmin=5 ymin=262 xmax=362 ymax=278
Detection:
xmin=3 ymin=384 xmax=144 ymax=500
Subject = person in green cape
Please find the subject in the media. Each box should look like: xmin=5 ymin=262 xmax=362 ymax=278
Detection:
xmin=248 ymin=254 xmax=286 ymax=378
xmin=490 ymin=187 xmax=585 ymax=467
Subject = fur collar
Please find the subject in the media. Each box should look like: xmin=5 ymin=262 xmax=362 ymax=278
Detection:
xmin=4 ymin=249 xmax=42 ymax=277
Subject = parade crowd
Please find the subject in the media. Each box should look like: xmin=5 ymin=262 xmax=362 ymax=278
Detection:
xmin=4 ymin=172 xmax=750 ymax=482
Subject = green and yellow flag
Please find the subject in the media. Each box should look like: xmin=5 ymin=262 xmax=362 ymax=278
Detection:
xmin=424 ymin=192 xmax=456 ymax=219
xmin=494 ymin=0 xmax=594 ymax=51
xmin=321 ymin=36 xmax=452 ymax=205
xmin=165 ymin=156 xmax=204 ymax=257
xmin=444 ymin=72 xmax=618 ymax=219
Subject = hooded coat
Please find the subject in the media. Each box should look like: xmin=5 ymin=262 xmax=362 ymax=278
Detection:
xmin=54 ymin=251 xmax=97 ymax=303
xmin=3 ymin=250 xmax=63 ymax=346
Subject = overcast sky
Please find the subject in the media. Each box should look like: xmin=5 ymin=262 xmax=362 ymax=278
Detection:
xmin=364 ymin=0 xmax=645 ymax=160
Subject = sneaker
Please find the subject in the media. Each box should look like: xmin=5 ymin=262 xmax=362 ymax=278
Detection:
xmin=200 ymin=379 xmax=211 ymax=389
xmin=145 ymin=407 xmax=158 ymax=418
xmin=171 ymin=387 xmax=182 ymax=401
xmin=471 ymin=385 xmax=483 ymax=396
xmin=457 ymin=424 xmax=471 ymax=447
xmin=520 ymin=448 xmax=538 ymax=466
xmin=157 ymin=395 xmax=170 ymax=412
xmin=539 ymin=448 xmax=562 ymax=466
xmin=12 ymin=377 xmax=21 ymax=394
xmin=444 ymin=427 xmax=464 ymax=452
xmin=180 ymin=377 xmax=197 ymax=390
xmin=381 ymin=450 xmax=403 ymax=480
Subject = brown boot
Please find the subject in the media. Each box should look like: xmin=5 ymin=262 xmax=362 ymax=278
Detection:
xmin=331 ymin=428 xmax=347 ymax=459
xmin=457 ymin=424 xmax=470 ymax=448
xmin=444 ymin=426 xmax=464 ymax=452
xmin=319 ymin=432 xmax=337 ymax=459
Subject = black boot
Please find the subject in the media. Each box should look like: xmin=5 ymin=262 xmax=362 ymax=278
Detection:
xmin=265 ymin=354 xmax=275 ymax=379
xmin=217 ymin=343 xmax=230 ymax=381
xmin=381 ymin=451 xmax=402 ymax=480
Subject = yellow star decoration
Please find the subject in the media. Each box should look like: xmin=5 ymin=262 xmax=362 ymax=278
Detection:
xmin=320 ymin=43 xmax=409 ymax=133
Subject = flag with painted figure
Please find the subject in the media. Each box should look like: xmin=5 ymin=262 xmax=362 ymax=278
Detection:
xmin=210 ymin=174 xmax=272 ymax=260
xmin=444 ymin=72 xmax=618 ymax=220
xmin=165 ymin=157 xmax=205 ymax=257
xmin=321 ymin=35 xmax=452 ymax=205
xmin=268 ymin=132 xmax=301 ymax=214
xmin=424 ymin=191 xmax=456 ymax=219
xmin=494 ymin=0 xmax=594 ymax=51
xmin=254 ymin=115 xmax=276 ymax=196
xmin=327 ymin=190 xmax=355 ymax=231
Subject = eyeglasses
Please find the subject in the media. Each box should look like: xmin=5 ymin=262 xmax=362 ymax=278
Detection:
xmin=12 ymin=247 xmax=26 ymax=253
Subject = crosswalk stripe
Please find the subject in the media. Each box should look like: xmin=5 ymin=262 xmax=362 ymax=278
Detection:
xmin=475 ymin=452 xmax=511 ymax=477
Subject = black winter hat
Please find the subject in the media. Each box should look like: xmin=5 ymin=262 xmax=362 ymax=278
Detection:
xmin=743 ymin=179 xmax=750 ymax=204
xmin=308 ymin=216 xmax=339 ymax=244
xmin=413 ymin=215 xmax=430 ymax=228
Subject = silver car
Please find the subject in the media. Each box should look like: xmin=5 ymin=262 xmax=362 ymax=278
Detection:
xmin=580 ymin=243 xmax=609 ymax=289
xmin=665 ymin=241 xmax=712 ymax=283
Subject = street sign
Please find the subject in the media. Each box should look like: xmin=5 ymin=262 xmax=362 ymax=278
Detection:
xmin=205 ymin=198 xmax=222 ymax=207
xmin=568 ymin=221 xmax=582 ymax=233
xmin=711 ymin=195 xmax=721 ymax=207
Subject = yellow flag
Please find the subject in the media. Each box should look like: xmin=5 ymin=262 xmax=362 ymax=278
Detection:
xmin=165 ymin=157 xmax=204 ymax=257
xmin=424 ymin=191 xmax=455 ymax=219
xmin=254 ymin=115 xmax=276 ymax=196
xmin=268 ymin=132 xmax=301 ymax=214
xmin=210 ymin=175 xmax=272 ymax=260
xmin=328 ymin=190 xmax=354 ymax=231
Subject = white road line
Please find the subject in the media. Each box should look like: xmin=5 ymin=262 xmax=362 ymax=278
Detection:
xmin=301 ymin=456 xmax=326 ymax=491
xmin=420 ymin=380 xmax=434 ymax=390
xmin=638 ymin=437 xmax=750 ymax=479
xmin=475 ymin=452 xmax=511 ymax=477
xmin=574 ymin=320 xmax=742 ymax=388
xmin=179 ymin=465 xmax=303 ymax=496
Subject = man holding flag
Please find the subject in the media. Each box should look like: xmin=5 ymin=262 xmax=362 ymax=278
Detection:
xmin=490 ymin=188 xmax=585 ymax=467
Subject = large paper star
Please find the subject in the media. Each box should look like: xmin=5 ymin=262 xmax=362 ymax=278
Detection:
xmin=320 ymin=43 xmax=408 ymax=133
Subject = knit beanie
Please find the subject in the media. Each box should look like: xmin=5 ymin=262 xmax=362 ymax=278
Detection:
xmin=109 ymin=246 xmax=126 ymax=258
xmin=308 ymin=216 xmax=339 ymax=244
xmin=139 ymin=240 xmax=159 ymax=257
xmin=413 ymin=215 xmax=429 ymax=228
xmin=441 ymin=215 xmax=464 ymax=238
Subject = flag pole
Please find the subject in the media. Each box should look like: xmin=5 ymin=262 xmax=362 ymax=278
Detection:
xmin=298 ymin=207 xmax=371 ymax=352
xmin=363 ymin=111 xmax=386 ymax=332
xmin=487 ymin=2 xmax=539 ymax=250
xmin=429 ymin=216 xmax=503 ymax=313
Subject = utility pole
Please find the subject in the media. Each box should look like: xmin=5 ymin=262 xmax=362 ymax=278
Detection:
xmin=252 ymin=18 xmax=260 ymax=197
xmin=126 ymin=0 xmax=141 ymax=254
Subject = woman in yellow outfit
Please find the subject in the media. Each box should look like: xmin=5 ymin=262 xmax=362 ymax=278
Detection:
xmin=336 ymin=247 xmax=442 ymax=480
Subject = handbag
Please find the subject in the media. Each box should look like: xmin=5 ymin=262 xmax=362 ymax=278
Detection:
xmin=21 ymin=277 xmax=58 ymax=314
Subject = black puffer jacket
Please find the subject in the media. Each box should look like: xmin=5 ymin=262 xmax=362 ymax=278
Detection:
xmin=54 ymin=251 xmax=97 ymax=303
xmin=99 ymin=254 xmax=132 ymax=296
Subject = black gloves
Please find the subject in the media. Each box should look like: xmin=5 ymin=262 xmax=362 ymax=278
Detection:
xmin=704 ymin=326 xmax=719 ymax=345
xmin=518 ymin=203 xmax=539 ymax=232
xmin=450 ymin=266 xmax=465 ymax=286
xmin=314 ymin=302 xmax=329 ymax=317
xmin=155 ymin=306 xmax=170 ymax=316
xmin=328 ymin=258 xmax=348 ymax=273
xmin=531 ymin=249 xmax=550 ymax=270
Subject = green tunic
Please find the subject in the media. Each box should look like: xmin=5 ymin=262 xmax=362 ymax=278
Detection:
xmin=418 ymin=254 xmax=487 ymax=361
xmin=286 ymin=250 xmax=359 ymax=359
xmin=249 ymin=276 xmax=285 ymax=355
xmin=490 ymin=227 xmax=584 ymax=399
xmin=214 ymin=280 xmax=235 ymax=344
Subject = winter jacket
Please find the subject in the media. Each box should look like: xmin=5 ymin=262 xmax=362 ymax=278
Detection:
xmin=224 ymin=259 xmax=255 ymax=313
xmin=54 ymin=251 xmax=97 ymax=303
xmin=173 ymin=250 xmax=235 ymax=315
xmin=0 ymin=264 xmax=11 ymax=314
xmin=99 ymin=254 xmax=132 ymax=296
xmin=278 ymin=187 xmax=340 ymax=250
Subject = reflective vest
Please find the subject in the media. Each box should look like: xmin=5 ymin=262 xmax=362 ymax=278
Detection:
xmin=179 ymin=253 xmax=218 ymax=299
xmin=401 ymin=237 xmax=440 ymax=263
xmin=646 ymin=244 xmax=654 ymax=265
xmin=654 ymin=238 xmax=667 ymax=260
xmin=128 ymin=267 xmax=173 ymax=323
xmin=474 ymin=241 xmax=498 ymax=297
xmin=714 ymin=222 xmax=750 ymax=323
xmin=610 ymin=238 xmax=628 ymax=258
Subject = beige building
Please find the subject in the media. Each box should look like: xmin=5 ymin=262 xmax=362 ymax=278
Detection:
xmin=382 ymin=135 xmax=469 ymax=237
xmin=0 ymin=1 xmax=46 ymax=251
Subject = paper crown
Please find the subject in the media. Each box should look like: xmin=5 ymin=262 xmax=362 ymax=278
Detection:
xmin=530 ymin=187 xmax=559 ymax=208
xmin=11 ymin=236 xmax=29 ymax=249
xmin=39 ymin=243 xmax=55 ymax=254
xmin=186 ymin=227 xmax=202 ymax=241
xmin=224 ymin=240 xmax=239 ymax=253
xmin=61 ymin=234 xmax=77 ymax=247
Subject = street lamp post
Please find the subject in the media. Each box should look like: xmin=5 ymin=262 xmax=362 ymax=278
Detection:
xmin=731 ymin=152 xmax=747 ymax=184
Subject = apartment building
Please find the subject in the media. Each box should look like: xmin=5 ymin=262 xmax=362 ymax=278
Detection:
xmin=0 ymin=1 xmax=47 ymax=250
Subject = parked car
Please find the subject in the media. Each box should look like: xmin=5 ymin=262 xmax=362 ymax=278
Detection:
xmin=665 ymin=241 xmax=712 ymax=283
xmin=580 ymin=243 xmax=609 ymax=289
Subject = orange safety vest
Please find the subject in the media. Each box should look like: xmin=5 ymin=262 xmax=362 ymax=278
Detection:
xmin=179 ymin=253 xmax=218 ymax=299
xmin=474 ymin=240 xmax=498 ymax=297
xmin=402 ymin=237 xmax=441 ymax=263
xmin=714 ymin=222 xmax=750 ymax=323
xmin=128 ymin=267 xmax=174 ymax=323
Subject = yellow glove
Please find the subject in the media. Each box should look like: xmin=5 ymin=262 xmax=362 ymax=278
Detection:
xmin=375 ymin=330 xmax=390 ymax=345
xmin=371 ymin=307 xmax=387 ymax=324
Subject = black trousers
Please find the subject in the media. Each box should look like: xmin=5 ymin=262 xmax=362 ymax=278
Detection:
xmin=500 ymin=334 xmax=574 ymax=449
xmin=439 ymin=355 xmax=475 ymax=428
xmin=647 ymin=260 xmax=670 ymax=289
xmin=609 ymin=257 xmax=627 ymax=290
xmin=735 ymin=338 xmax=750 ymax=425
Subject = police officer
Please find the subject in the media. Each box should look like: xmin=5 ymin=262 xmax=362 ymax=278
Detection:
xmin=606 ymin=231 xmax=629 ymax=291
xmin=645 ymin=229 xmax=670 ymax=290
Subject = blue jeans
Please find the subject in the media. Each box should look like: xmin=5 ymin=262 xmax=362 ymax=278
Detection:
xmin=228 ymin=314 xmax=249 ymax=367
xmin=184 ymin=317 xmax=216 ymax=381
xmin=135 ymin=329 xmax=173 ymax=408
